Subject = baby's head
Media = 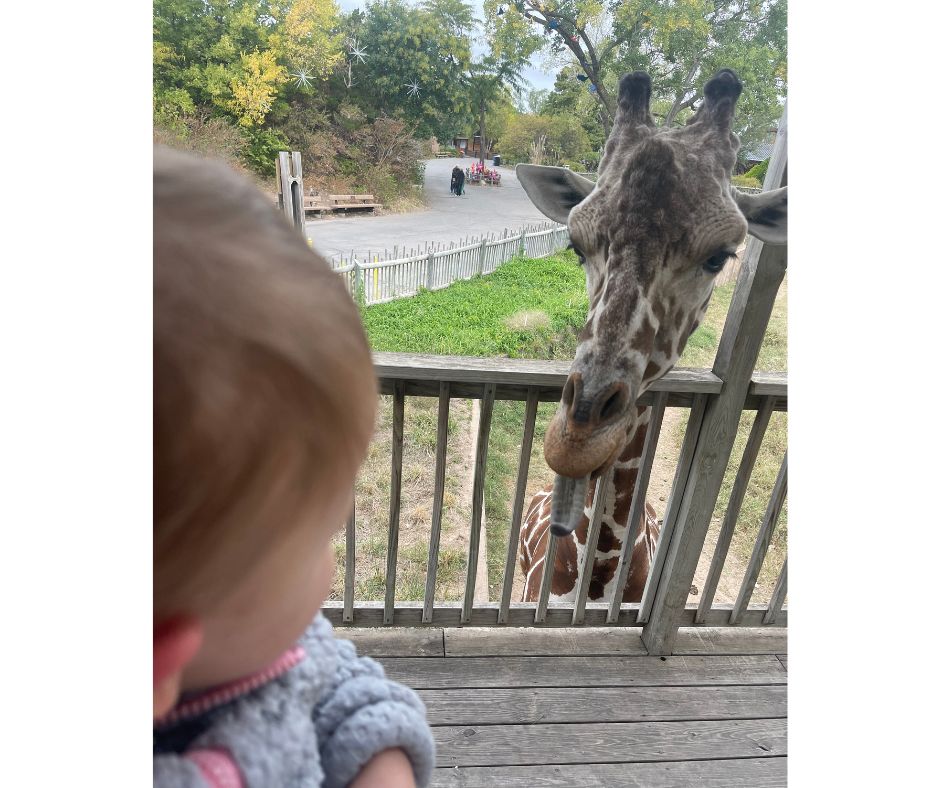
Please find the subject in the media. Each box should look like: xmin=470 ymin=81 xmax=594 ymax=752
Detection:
xmin=153 ymin=146 xmax=376 ymax=716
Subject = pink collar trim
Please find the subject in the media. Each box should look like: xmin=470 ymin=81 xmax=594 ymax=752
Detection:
xmin=155 ymin=646 xmax=306 ymax=728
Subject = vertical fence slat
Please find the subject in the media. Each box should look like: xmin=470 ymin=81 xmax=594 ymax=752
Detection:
xmin=695 ymin=396 xmax=777 ymax=622
xmin=422 ymin=382 xmax=451 ymax=623
xmin=383 ymin=381 xmax=405 ymax=625
xmin=343 ymin=502 xmax=356 ymax=623
xmin=572 ymin=466 xmax=614 ymax=625
xmin=762 ymin=557 xmax=787 ymax=625
xmin=461 ymin=383 xmax=496 ymax=623
xmin=637 ymin=393 xmax=708 ymax=624
xmin=605 ymin=393 xmax=668 ymax=623
xmin=534 ymin=532 xmax=559 ymax=624
xmin=498 ymin=388 xmax=539 ymax=624
xmin=730 ymin=451 xmax=787 ymax=624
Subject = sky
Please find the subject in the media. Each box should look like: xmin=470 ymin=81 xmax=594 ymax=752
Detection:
xmin=336 ymin=0 xmax=561 ymax=92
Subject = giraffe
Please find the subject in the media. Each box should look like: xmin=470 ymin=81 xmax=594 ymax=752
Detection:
xmin=516 ymin=69 xmax=787 ymax=605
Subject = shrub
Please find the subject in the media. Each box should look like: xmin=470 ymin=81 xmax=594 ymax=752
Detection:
xmin=732 ymin=174 xmax=762 ymax=189
xmin=241 ymin=127 xmax=290 ymax=177
xmin=744 ymin=158 xmax=769 ymax=184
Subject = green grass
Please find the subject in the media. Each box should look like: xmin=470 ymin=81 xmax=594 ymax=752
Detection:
xmin=362 ymin=252 xmax=588 ymax=359
xmin=351 ymin=252 xmax=788 ymax=605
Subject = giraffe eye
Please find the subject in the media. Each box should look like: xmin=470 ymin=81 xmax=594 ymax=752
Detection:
xmin=703 ymin=251 xmax=735 ymax=274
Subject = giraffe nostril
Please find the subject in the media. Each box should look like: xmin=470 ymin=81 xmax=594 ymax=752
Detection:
xmin=599 ymin=387 xmax=625 ymax=422
xmin=562 ymin=377 xmax=574 ymax=406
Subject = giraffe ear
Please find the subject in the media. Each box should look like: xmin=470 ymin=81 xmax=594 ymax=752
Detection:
xmin=516 ymin=164 xmax=594 ymax=225
xmin=733 ymin=186 xmax=788 ymax=245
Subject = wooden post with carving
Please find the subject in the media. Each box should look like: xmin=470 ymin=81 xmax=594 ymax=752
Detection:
xmin=276 ymin=151 xmax=305 ymax=236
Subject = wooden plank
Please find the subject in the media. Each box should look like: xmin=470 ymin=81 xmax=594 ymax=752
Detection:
xmin=696 ymin=396 xmax=777 ymax=623
xmin=534 ymin=533 xmax=559 ymax=624
xmin=750 ymin=371 xmax=787 ymax=398
xmin=607 ymin=394 xmax=668 ymax=623
xmin=638 ymin=394 xmax=708 ymax=623
xmin=419 ymin=684 xmax=786 ymax=726
xmin=372 ymin=352 xmax=723 ymax=393
xmin=378 ymin=378 xmax=720 ymax=408
xmin=444 ymin=625 xmax=784 ymax=657
xmin=431 ymin=758 xmax=787 ymax=788
xmin=380 ymin=654 xmax=787 ymax=690
xmin=423 ymin=382 xmax=451 ymax=623
xmin=432 ymin=718 xmax=787 ymax=767
xmin=776 ymin=654 xmax=787 ymax=671
xmin=674 ymin=627 xmax=787 ymax=655
xmin=384 ymin=381 xmax=405 ymax=625
xmin=572 ymin=467 xmax=614 ymax=624
xmin=343 ymin=503 xmax=355 ymax=623
xmin=335 ymin=627 xmax=444 ymax=658
xmin=498 ymin=389 xmax=539 ymax=623
xmin=445 ymin=627 xmax=647 ymax=656
xmin=462 ymin=384 xmax=495 ymax=623
xmin=763 ymin=558 xmax=788 ymax=625
xmin=321 ymin=601 xmax=784 ymax=629
xmin=642 ymin=109 xmax=788 ymax=654
xmin=731 ymin=452 xmax=787 ymax=624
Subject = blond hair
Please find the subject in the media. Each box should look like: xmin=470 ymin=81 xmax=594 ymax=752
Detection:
xmin=154 ymin=146 xmax=376 ymax=617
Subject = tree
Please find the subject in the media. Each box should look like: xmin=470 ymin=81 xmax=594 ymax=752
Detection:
xmin=500 ymin=113 xmax=590 ymax=165
xmin=350 ymin=0 xmax=473 ymax=141
xmin=269 ymin=0 xmax=345 ymax=82
xmin=491 ymin=0 xmax=787 ymax=157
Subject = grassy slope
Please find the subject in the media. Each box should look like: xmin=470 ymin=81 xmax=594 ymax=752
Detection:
xmin=361 ymin=252 xmax=588 ymax=597
xmin=356 ymin=252 xmax=788 ymax=603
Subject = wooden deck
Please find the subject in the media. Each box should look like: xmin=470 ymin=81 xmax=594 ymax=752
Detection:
xmin=338 ymin=627 xmax=787 ymax=787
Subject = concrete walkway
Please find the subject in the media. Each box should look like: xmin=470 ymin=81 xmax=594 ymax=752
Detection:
xmin=306 ymin=157 xmax=550 ymax=262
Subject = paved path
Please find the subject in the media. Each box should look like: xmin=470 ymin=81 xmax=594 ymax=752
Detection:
xmin=305 ymin=157 xmax=549 ymax=262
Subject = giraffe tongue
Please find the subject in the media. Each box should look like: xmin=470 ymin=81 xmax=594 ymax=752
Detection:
xmin=550 ymin=474 xmax=590 ymax=537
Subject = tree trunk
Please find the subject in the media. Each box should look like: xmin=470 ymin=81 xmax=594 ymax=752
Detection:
xmin=479 ymin=100 xmax=487 ymax=164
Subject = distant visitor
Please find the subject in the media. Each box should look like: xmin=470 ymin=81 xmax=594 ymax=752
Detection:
xmin=450 ymin=166 xmax=465 ymax=197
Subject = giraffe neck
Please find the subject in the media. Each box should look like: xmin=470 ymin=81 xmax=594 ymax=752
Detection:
xmin=576 ymin=404 xmax=651 ymax=548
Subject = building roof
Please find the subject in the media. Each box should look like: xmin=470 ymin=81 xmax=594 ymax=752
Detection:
xmin=744 ymin=141 xmax=774 ymax=162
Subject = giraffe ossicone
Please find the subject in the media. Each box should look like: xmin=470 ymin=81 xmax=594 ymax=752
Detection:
xmin=517 ymin=69 xmax=787 ymax=604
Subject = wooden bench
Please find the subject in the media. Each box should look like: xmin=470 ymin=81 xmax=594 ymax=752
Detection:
xmin=302 ymin=194 xmax=383 ymax=215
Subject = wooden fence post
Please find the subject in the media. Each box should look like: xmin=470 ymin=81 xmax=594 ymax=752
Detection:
xmin=353 ymin=259 xmax=363 ymax=305
xmin=425 ymin=250 xmax=435 ymax=290
xmin=276 ymin=151 xmax=305 ymax=236
xmin=640 ymin=102 xmax=788 ymax=655
xmin=518 ymin=227 xmax=527 ymax=257
xmin=477 ymin=238 xmax=486 ymax=275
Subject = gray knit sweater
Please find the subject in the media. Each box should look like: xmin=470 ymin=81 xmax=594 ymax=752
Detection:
xmin=153 ymin=615 xmax=435 ymax=787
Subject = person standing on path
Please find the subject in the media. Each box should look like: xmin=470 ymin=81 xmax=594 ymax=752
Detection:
xmin=454 ymin=166 xmax=465 ymax=197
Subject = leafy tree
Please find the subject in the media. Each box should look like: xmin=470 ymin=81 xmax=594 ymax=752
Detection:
xmin=268 ymin=0 xmax=344 ymax=82
xmin=492 ymin=0 xmax=787 ymax=158
xmin=350 ymin=0 xmax=473 ymax=140
xmin=500 ymin=113 xmax=590 ymax=165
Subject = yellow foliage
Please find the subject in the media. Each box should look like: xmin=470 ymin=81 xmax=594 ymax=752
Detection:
xmin=229 ymin=50 xmax=286 ymax=127
xmin=271 ymin=0 xmax=343 ymax=80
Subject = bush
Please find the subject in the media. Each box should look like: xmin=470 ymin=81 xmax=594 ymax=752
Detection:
xmin=732 ymin=174 xmax=762 ymax=189
xmin=153 ymin=112 xmax=262 ymax=186
xmin=241 ymin=127 xmax=290 ymax=177
xmin=743 ymin=158 xmax=769 ymax=184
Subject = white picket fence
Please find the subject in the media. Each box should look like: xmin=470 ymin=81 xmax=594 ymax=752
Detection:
xmin=330 ymin=221 xmax=570 ymax=306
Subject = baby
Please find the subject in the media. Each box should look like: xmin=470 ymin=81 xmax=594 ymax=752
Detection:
xmin=153 ymin=146 xmax=434 ymax=787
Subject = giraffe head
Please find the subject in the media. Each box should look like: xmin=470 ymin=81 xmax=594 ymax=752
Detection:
xmin=517 ymin=69 xmax=787 ymax=535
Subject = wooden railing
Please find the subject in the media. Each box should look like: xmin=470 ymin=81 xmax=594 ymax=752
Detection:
xmin=324 ymin=104 xmax=789 ymax=655
xmin=322 ymin=355 xmax=787 ymax=641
